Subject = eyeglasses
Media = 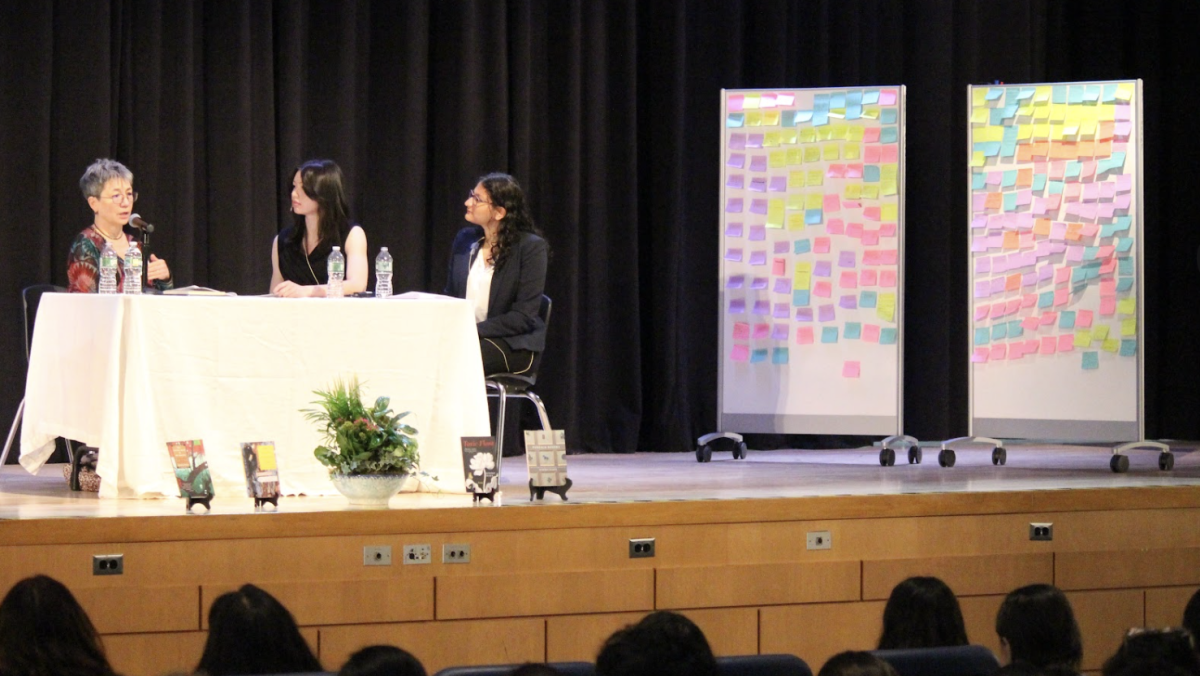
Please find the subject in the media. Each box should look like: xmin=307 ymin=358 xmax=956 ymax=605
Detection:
xmin=102 ymin=191 xmax=138 ymax=205
xmin=467 ymin=191 xmax=492 ymax=206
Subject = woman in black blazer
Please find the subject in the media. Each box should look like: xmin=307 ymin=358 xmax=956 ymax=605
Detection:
xmin=445 ymin=173 xmax=548 ymax=376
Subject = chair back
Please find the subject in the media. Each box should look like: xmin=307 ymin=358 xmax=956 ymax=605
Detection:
xmin=870 ymin=645 xmax=999 ymax=676
xmin=525 ymin=294 xmax=552 ymax=379
xmin=433 ymin=662 xmax=592 ymax=676
xmin=718 ymin=654 xmax=813 ymax=676
xmin=22 ymin=284 xmax=65 ymax=363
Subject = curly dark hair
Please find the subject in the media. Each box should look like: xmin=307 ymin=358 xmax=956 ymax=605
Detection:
xmin=288 ymin=159 xmax=351 ymax=248
xmin=0 ymin=575 xmax=117 ymax=676
xmin=478 ymin=173 xmax=544 ymax=269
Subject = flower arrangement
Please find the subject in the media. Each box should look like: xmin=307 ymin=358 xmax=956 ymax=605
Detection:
xmin=302 ymin=376 xmax=419 ymax=476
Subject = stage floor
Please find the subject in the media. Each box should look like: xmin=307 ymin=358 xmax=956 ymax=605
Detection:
xmin=3 ymin=444 xmax=1200 ymax=522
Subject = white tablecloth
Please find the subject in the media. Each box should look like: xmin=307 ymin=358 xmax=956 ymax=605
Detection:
xmin=20 ymin=293 xmax=490 ymax=498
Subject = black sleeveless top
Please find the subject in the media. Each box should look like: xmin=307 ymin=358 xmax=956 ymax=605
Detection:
xmin=277 ymin=225 xmax=347 ymax=285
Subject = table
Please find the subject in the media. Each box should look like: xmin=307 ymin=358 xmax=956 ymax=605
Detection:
xmin=20 ymin=293 xmax=491 ymax=498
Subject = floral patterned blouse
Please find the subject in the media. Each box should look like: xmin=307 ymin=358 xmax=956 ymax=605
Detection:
xmin=67 ymin=226 xmax=173 ymax=293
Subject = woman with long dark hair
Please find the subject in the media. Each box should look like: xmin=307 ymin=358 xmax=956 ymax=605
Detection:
xmin=0 ymin=575 xmax=118 ymax=676
xmin=996 ymin=584 xmax=1083 ymax=675
xmin=444 ymin=173 xmax=549 ymax=376
xmin=877 ymin=576 xmax=970 ymax=650
xmin=196 ymin=583 xmax=321 ymax=676
xmin=270 ymin=159 xmax=368 ymax=297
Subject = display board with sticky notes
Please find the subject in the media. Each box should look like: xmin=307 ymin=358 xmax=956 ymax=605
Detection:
xmin=720 ymin=87 xmax=905 ymax=435
xmin=967 ymin=80 xmax=1144 ymax=441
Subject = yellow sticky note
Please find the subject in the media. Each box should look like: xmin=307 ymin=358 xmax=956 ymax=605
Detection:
xmin=787 ymin=194 xmax=805 ymax=210
xmin=881 ymin=203 xmax=898 ymax=221
xmin=746 ymin=111 xmax=763 ymax=127
xmin=1121 ymin=318 xmax=1137 ymax=337
xmin=844 ymin=183 xmax=863 ymax=200
xmin=788 ymin=171 xmax=806 ymax=190
xmin=805 ymin=193 xmax=823 ymax=210
xmin=787 ymin=214 xmax=806 ymax=231
xmin=769 ymin=151 xmax=787 ymax=168
xmin=843 ymin=143 xmax=861 ymax=160
xmin=881 ymin=179 xmax=898 ymax=197
xmin=877 ymin=293 xmax=896 ymax=322
xmin=1103 ymin=338 xmax=1120 ymax=353
xmin=847 ymin=126 xmax=865 ymax=142
xmin=830 ymin=124 xmax=849 ymax=140
xmin=823 ymin=144 xmax=840 ymax=161
xmin=1074 ymin=330 xmax=1092 ymax=348
xmin=1116 ymin=83 xmax=1134 ymax=101
xmin=786 ymin=149 xmax=803 ymax=166
xmin=744 ymin=94 xmax=761 ymax=109
xmin=800 ymin=128 xmax=818 ymax=143
xmin=1081 ymin=120 xmax=1097 ymax=137
xmin=970 ymin=108 xmax=989 ymax=125
xmin=762 ymin=110 xmax=781 ymax=126
xmin=804 ymin=147 xmax=822 ymax=163
xmin=972 ymin=88 xmax=988 ymax=106
xmin=1017 ymin=125 xmax=1033 ymax=140
xmin=862 ymin=107 xmax=879 ymax=120
xmin=1097 ymin=104 xmax=1116 ymax=122
xmin=817 ymin=127 xmax=834 ymax=142
xmin=1117 ymin=298 xmax=1136 ymax=315
xmin=1033 ymin=105 xmax=1051 ymax=120
xmin=766 ymin=199 xmax=785 ymax=227
xmin=862 ymin=184 xmax=880 ymax=199
xmin=763 ymin=132 xmax=781 ymax=147
xmin=794 ymin=262 xmax=812 ymax=288
xmin=807 ymin=170 xmax=824 ymax=186
xmin=782 ymin=130 xmax=797 ymax=144
xmin=971 ymin=151 xmax=985 ymax=167
xmin=1049 ymin=104 xmax=1066 ymax=122
xmin=1032 ymin=124 xmax=1051 ymax=139
xmin=829 ymin=108 xmax=846 ymax=119
xmin=881 ymin=164 xmax=898 ymax=182
xmin=1092 ymin=325 xmax=1110 ymax=342
xmin=1034 ymin=86 xmax=1051 ymax=103
xmin=1017 ymin=104 xmax=1033 ymax=117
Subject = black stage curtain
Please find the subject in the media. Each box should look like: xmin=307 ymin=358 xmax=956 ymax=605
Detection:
xmin=3 ymin=1 xmax=1199 ymax=460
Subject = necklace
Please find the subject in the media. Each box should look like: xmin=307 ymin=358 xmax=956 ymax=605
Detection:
xmin=92 ymin=224 xmax=124 ymax=242
xmin=303 ymin=232 xmax=320 ymax=284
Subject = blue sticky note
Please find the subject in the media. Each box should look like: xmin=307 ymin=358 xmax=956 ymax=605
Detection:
xmin=792 ymin=290 xmax=811 ymax=307
xmin=972 ymin=173 xmax=986 ymax=190
xmin=1048 ymin=181 xmax=1064 ymax=195
xmin=794 ymin=239 xmax=811 ymax=254
xmin=1007 ymin=320 xmax=1024 ymax=338
xmin=814 ymin=94 xmax=830 ymax=110
xmin=831 ymin=93 xmax=846 ymax=108
xmin=1059 ymin=310 xmax=1076 ymax=329
xmin=1116 ymin=238 xmax=1134 ymax=253
xmin=881 ymin=108 xmax=897 ymax=124
xmin=1032 ymin=174 xmax=1047 ymax=192
xmin=880 ymin=127 xmax=898 ymax=144
xmin=1072 ymin=267 xmax=1087 ymax=284
xmin=863 ymin=90 xmax=879 ymax=105
xmin=1052 ymin=85 xmax=1067 ymax=104
xmin=813 ymin=110 xmax=829 ymax=126
xmin=1102 ymin=84 xmax=1118 ymax=103
xmin=1119 ymin=258 xmax=1134 ymax=275
xmin=781 ymin=111 xmax=797 ymax=127
xmin=989 ymin=108 xmax=1006 ymax=126
xmin=1101 ymin=224 xmax=1118 ymax=238
xmin=1119 ymin=339 xmax=1137 ymax=357
xmin=1038 ymin=291 xmax=1054 ymax=308
xmin=1002 ymin=170 xmax=1017 ymax=188
xmin=1068 ymin=87 xmax=1084 ymax=104
xmin=1081 ymin=351 xmax=1099 ymax=370
xmin=805 ymin=209 xmax=823 ymax=225
xmin=796 ymin=110 xmax=813 ymax=123
xmin=992 ymin=323 xmax=1008 ymax=340
xmin=1003 ymin=126 xmax=1019 ymax=143
xmin=880 ymin=328 xmax=898 ymax=345
xmin=864 ymin=165 xmax=881 ymax=182
xmin=821 ymin=327 xmax=839 ymax=344
xmin=1114 ymin=216 xmax=1131 ymax=233
xmin=1065 ymin=161 xmax=1081 ymax=179
xmin=844 ymin=322 xmax=862 ymax=340
xmin=1004 ymin=103 xmax=1019 ymax=118
xmin=1003 ymin=193 xmax=1017 ymax=212
xmin=1084 ymin=246 xmax=1099 ymax=261
xmin=974 ymin=327 xmax=990 ymax=346
xmin=1000 ymin=141 xmax=1017 ymax=157
xmin=860 ymin=291 xmax=878 ymax=308
xmin=847 ymin=90 xmax=863 ymax=105
xmin=750 ymin=348 xmax=768 ymax=363
xmin=987 ymin=87 xmax=1004 ymax=100
xmin=846 ymin=105 xmax=862 ymax=120
xmin=1116 ymin=278 xmax=1134 ymax=292
xmin=727 ymin=113 xmax=745 ymax=128
xmin=772 ymin=347 xmax=789 ymax=364
xmin=980 ymin=142 xmax=1001 ymax=157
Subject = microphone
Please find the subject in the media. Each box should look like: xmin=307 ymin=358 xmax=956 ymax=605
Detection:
xmin=128 ymin=213 xmax=156 ymax=234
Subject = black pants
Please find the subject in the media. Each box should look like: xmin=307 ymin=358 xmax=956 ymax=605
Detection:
xmin=480 ymin=337 xmax=539 ymax=456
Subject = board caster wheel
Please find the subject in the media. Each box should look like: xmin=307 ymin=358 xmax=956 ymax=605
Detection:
xmin=695 ymin=445 xmax=712 ymax=463
xmin=938 ymin=449 xmax=956 ymax=468
xmin=908 ymin=447 xmax=922 ymax=464
xmin=992 ymin=447 xmax=1007 ymax=466
xmin=1159 ymin=453 xmax=1175 ymax=471
xmin=734 ymin=442 xmax=747 ymax=460
xmin=1110 ymin=454 xmax=1129 ymax=473
xmin=879 ymin=448 xmax=896 ymax=467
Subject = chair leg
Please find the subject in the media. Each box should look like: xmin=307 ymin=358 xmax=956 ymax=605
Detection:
xmin=524 ymin=392 xmax=552 ymax=431
xmin=490 ymin=383 xmax=508 ymax=475
xmin=0 ymin=398 xmax=24 ymax=468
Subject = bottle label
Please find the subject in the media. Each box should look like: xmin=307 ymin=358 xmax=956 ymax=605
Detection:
xmin=377 ymin=261 xmax=392 ymax=273
xmin=329 ymin=261 xmax=344 ymax=274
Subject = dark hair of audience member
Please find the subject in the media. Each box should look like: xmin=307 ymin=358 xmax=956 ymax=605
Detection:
xmin=0 ymin=575 xmax=117 ymax=676
xmin=339 ymin=644 xmax=426 ymax=676
xmin=196 ymin=583 xmax=322 ymax=676
xmin=818 ymin=651 xmax=899 ymax=676
xmin=1101 ymin=628 xmax=1200 ymax=676
xmin=995 ymin=584 xmax=1083 ymax=674
xmin=509 ymin=664 xmax=564 ymax=676
xmin=877 ymin=576 xmax=970 ymax=649
xmin=595 ymin=610 xmax=718 ymax=676
xmin=994 ymin=663 xmax=1045 ymax=676
xmin=1184 ymin=589 xmax=1200 ymax=648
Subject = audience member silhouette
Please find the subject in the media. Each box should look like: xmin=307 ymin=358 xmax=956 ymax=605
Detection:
xmin=196 ymin=583 xmax=322 ymax=676
xmin=1183 ymin=589 xmax=1200 ymax=649
xmin=1101 ymin=628 xmax=1200 ymax=676
xmin=995 ymin=584 xmax=1082 ymax=675
xmin=339 ymin=644 xmax=426 ymax=676
xmin=0 ymin=575 xmax=119 ymax=676
xmin=595 ymin=610 xmax=717 ymax=676
xmin=819 ymin=651 xmax=899 ymax=676
xmin=876 ymin=576 xmax=970 ymax=650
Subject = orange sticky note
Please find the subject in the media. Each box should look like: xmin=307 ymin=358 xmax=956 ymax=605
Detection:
xmin=1002 ymin=232 xmax=1020 ymax=249
xmin=1005 ymin=274 xmax=1021 ymax=291
xmin=1065 ymin=223 xmax=1083 ymax=241
xmin=986 ymin=192 xmax=1004 ymax=210
xmin=1031 ymin=141 xmax=1049 ymax=158
xmin=1077 ymin=141 xmax=1095 ymax=158
xmin=1017 ymin=168 xmax=1033 ymax=187
xmin=1033 ymin=219 xmax=1051 ymax=236
xmin=1017 ymin=144 xmax=1033 ymax=162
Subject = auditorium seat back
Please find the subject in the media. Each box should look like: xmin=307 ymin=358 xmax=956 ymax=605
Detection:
xmin=433 ymin=661 xmax=594 ymax=676
xmin=718 ymin=653 xmax=813 ymax=676
xmin=871 ymin=644 xmax=1000 ymax=676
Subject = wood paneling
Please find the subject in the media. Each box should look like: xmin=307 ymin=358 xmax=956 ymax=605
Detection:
xmin=436 ymin=569 xmax=653 ymax=619
xmin=200 ymin=578 xmax=434 ymax=628
xmin=761 ymin=602 xmax=884 ymax=671
xmin=104 ymin=631 xmax=207 ymax=676
xmin=959 ymin=595 xmax=1005 ymax=657
xmin=76 ymin=584 xmax=200 ymax=634
xmin=1146 ymin=586 xmax=1198 ymax=628
xmin=1058 ymin=549 xmax=1200 ymax=590
xmin=545 ymin=607 xmax=757 ymax=662
xmin=862 ymin=554 xmax=1052 ymax=599
xmin=1068 ymin=589 xmax=1144 ymax=670
xmin=657 ymin=561 xmax=860 ymax=609
xmin=318 ymin=618 xmax=544 ymax=673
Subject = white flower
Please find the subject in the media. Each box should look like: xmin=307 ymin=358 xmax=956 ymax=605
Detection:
xmin=469 ymin=452 xmax=495 ymax=476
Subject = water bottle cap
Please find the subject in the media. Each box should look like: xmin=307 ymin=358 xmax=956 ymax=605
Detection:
xmin=332 ymin=246 xmax=341 ymax=251
xmin=380 ymin=247 xmax=388 ymax=252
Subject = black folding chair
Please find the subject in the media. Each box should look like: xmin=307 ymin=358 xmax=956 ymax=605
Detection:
xmin=485 ymin=295 xmax=553 ymax=458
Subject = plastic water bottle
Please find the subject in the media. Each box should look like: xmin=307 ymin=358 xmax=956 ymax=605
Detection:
xmin=122 ymin=242 xmax=143 ymax=295
xmin=98 ymin=242 xmax=119 ymax=295
xmin=375 ymin=247 xmax=393 ymax=298
xmin=326 ymin=246 xmax=345 ymax=298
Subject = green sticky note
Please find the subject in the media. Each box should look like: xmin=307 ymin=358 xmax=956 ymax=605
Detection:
xmin=1059 ymin=311 xmax=1076 ymax=329
xmin=1081 ymin=351 xmax=1099 ymax=370
xmin=794 ymin=239 xmax=811 ymax=254
xmin=1007 ymin=320 xmax=1023 ymax=338
xmin=772 ymin=347 xmax=789 ymax=364
xmin=844 ymin=322 xmax=862 ymax=340
xmin=975 ymin=327 xmax=990 ymax=346
xmin=880 ymin=328 xmax=898 ymax=345
xmin=860 ymin=291 xmax=877 ymax=308
xmin=793 ymin=290 xmax=810 ymax=307
xmin=750 ymin=348 xmax=768 ymax=363
xmin=992 ymin=323 xmax=1008 ymax=340
xmin=821 ymin=327 xmax=839 ymax=344
xmin=1119 ymin=339 xmax=1137 ymax=357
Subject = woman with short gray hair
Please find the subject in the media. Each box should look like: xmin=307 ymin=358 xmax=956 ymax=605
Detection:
xmin=67 ymin=158 xmax=172 ymax=292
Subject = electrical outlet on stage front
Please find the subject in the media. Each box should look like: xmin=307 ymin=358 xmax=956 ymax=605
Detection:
xmin=92 ymin=554 xmax=124 ymax=575
xmin=403 ymin=544 xmax=432 ymax=564
xmin=807 ymin=531 xmax=832 ymax=550
xmin=628 ymin=538 xmax=656 ymax=558
xmin=1029 ymin=523 xmax=1054 ymax=541
xmin=443 ymin=543 xmax=471 ymax=563
xmin=363 ymin=545 xmax=392 ymax=566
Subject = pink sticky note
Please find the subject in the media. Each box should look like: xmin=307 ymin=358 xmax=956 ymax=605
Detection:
xmin=990 ymin=344 xmax=1007 ymax=361
xmin=1054 ymin=267 xmax=1071 ymax=284
xmin=824 ymin=194 xmax=841 ymax=212
xmin=827 ymin=219 xmax=845 ymax=235
xmin=1021 ymin=293 xmax=1037 ymax=308
xmin=1009 ymin=342 xmax=1024 ymax=360
xmin=1054 ymin=288 xmax=1069 ymax=306
xmin=1057 ymin=334 xmax=1075 ymax=352
xmin=880 ymin=222 xmax=897 ymax=237
xmin=860 ymin=270 xmax=878 ymax=286
xmin=814 ymin=281 xmax=832 ymax=297
xmin=990 ymin=303 xmax=1006 ymax=320
xmin=864 ymin=146 xmax=881 ymax=163
xmin=974 ymin=306 xmax=990 ymax=321
xmin=730 ymin=344 xmax=749 ymax=362
xmin=1021 ymin=317 xmax=1040 ymax=331
xmin=863 ymin=324 xmax=881 ymax=343
xmin=880 ymin=250 xmax=899 ymax=265
xmin=847 ymin=222 xmax=864 ymax=239
xmin=814 ymin=237 xmax=831 ymax=253
xmin=881 ymin=145 xmax=899 ymax=163
xmin=840 ymin=271 xmax=858 ymax=289
xmin=1100 ymin=297 xmax=1117 ymax=316
xmin=862 ymin=230 xmax=880 ymax=246
xmin=879 ymin=269 xmax=897 ymax=287
xmin=842 ymin=361 xmax=861 ymax=378
xmin=772 ymin=258 xmax=786 ymax=276
xmin=728 ymin=95 xmax=744 ymax=112
xmin=863 ymin=250 xmax=881 ymax=266
xmin=1041 ymin=311 xmax=1057 ymax=326
xmin=796 ymin=327 xmax=814 ymax=345
xmin=1040 ymin=336 xmax=1056 ymax=355
xmin=864 ymin=206 xmax=881 ymax=221
xmin=863 ymin=128 xmax=881 ymax=143
xmin=827 ymin=164 xmax=846 ymax=179
xmin=971 ymin=347 xmax=989 ymax=363
xmin=753 ymin=323 xmax=770 ymax=339
xmin=1076 ymin=310 xmax=1094 ymax=328
xmin=732 ymin=322 xmax=750 ymax=340
xmin=845 ymin=163 xmax=863 ymax=179
xmin=879 ymin=89 xmax=898 ymax=105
